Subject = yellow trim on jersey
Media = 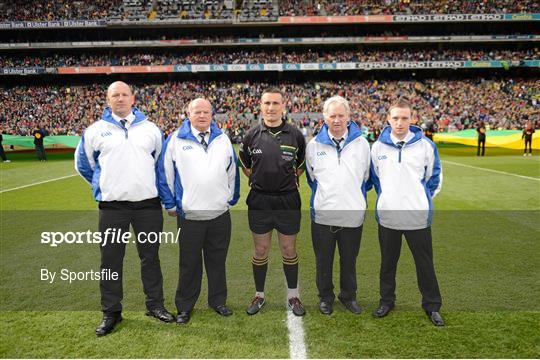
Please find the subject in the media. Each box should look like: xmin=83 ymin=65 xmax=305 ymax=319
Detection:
xmin=281 ymin=145 xmax=297 ymax=151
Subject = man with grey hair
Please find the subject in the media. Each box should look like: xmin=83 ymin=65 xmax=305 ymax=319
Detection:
xmin=305 ymin=95 xmax=371 ymax=315
xmin=75 ymin=81 xmax=174 ymax=336
xmin=158 ymin=98 xmax=240 ymax=325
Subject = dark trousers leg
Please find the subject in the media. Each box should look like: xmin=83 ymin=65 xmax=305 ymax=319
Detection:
xmin=99 ymin=209 xmax=130 ymax=314
xmin=311 ymin=222 xmax=337 ymax=302
xmin=525 ymin=139 xmax=532 ymax=154
xmin=337 ymin=225 xmax=362 ymax=301
xmin=480 ymin=139 xmax=485 ymax=156
xmin=477 ymin=139 xmax=485 ymax=156
xmin=378 ymin=224 xmax=403 ymax=307
xmin=203 ymin=212 xmax=231 ymax=308
xmin=131 ymin=207 xmax=165 ymax=310
xmin=36 ymin=145 xmax=46 ymax=160
xmin=175 ymin=217 xmax=204 ymax=312
xmin=0 ymin=145 xmax=7 ymax=161
xmin=403 ymin=227 xmax=442 ymax=312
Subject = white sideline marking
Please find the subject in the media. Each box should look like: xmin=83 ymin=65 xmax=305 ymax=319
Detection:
xmin=0 ymin=174 xmax=78 ymax=193
xmin=443 ymin=160 xmax=540 ymax=182
xmin=287 ymin=310 xmax=307 ymax=359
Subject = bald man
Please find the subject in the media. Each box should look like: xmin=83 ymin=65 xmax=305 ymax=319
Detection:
xmin=75 ymin=81 xmax=174 ymax=336
xmin=158 ymin=98 xmax=240 ymax=324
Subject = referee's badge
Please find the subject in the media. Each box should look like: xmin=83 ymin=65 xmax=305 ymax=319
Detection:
xmin=280 ymin=145 xmax=296 ymax=162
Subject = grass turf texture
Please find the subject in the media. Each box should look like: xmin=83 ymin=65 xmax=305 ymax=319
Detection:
xmin=0 ymin=145 xmax=539 ymax=358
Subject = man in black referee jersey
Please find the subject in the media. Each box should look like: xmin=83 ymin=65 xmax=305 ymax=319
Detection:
xmin=239 ymin=87 xmax=307 ymax=316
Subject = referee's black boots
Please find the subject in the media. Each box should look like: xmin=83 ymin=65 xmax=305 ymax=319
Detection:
xmin=288 ymin=297 xmax=306 ymax=316
xmin=246 ymin=296 xmax=266 ymax=315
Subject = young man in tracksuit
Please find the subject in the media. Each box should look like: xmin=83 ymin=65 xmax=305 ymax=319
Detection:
xmin=369 ymin=98 xmax=444 ymax=326
xmin=158 ymin=98 xmax=240 ymax=325
xmin=75 ymin=81 xmax=174 ymax=336
xmin=305 ymin=96 xmax=371 ymax=315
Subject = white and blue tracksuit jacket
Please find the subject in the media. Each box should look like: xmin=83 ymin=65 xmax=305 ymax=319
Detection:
xmin=157 ymin=120 xmax=240 ymax=221
xmin=369 ymin=125 xmax=443 ymax=230
xmin=306 ymin=122 xmax=371 ymax=228
xmin=74 ymin=107 xmax=163 ymax=202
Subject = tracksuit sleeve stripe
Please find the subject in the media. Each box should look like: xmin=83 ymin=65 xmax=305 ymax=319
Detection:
xmin=426 ymin=140 xmax=443 ymax=198
xmin=74 ymin=133 xmax=94 ymax=185
xmin=228 ymin=145 xmax=241 ymax=206
xmin=157 ymin=134 xmax=177 ymax=210
xmin=369 ymin=158 xmax=381 ymax=194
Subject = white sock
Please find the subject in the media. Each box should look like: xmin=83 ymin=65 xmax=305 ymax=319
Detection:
xmin=255 ymin=291 xmax=265 ymax=298
xmin=287 ymin=288 xmax=299 ymax=299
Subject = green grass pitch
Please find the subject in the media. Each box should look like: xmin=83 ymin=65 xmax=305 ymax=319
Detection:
xmin=0 ymin=144 xmax=539 ymax=358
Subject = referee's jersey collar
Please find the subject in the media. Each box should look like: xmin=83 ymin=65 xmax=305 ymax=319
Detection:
xmin=260 ymin=119 xmax=290 ymax=133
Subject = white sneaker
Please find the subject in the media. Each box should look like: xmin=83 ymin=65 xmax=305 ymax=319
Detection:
xmin=523 ymin=154 xmax=527 ymax=157
xmin=529 ymin=153 xmax=532 ymax=157
xmin=3 ymin=160 xmax=10 ymax=163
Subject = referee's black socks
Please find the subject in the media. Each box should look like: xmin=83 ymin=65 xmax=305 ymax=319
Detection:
xmin=251 ymin=256 xmax=268 ymax=293
xmin=282 ymin=255 xmax=299 ymax=290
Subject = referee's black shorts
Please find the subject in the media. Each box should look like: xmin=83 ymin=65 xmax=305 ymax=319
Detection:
xmin=246 ymin=189 xmax=301 ymax=235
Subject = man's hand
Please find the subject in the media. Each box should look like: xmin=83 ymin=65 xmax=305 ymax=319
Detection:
xmin=167 ymin=211 xmax=177 ymax=217
xmin=241 ymin=168 xmax=252 ymax=177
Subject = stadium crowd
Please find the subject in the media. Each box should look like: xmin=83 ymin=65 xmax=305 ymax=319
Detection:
xmin=1 ymin=48 xmax=537 ymax=67
xmin=1 ymin=79 xmax=537 ymax=141
xmin=1 ymin=0 xmax=122 ymax=21
xmin=4 ymin=30 xmax=535 ymax=44
xmin=2 ymin=0 xmax=539 ymax=22
xmin=279 ymin=0 xmax=540 ymax=16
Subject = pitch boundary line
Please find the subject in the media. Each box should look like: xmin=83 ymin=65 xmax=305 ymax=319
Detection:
xmin=442 ymin=160 xmax=540 ymax=181
xmin=287 ymin=309 xmax=307 ymax=359
xmin=0 ymin=174 xmax=78 ymax=193
xmin=285 ymin=281 xmax=307 ymax=359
